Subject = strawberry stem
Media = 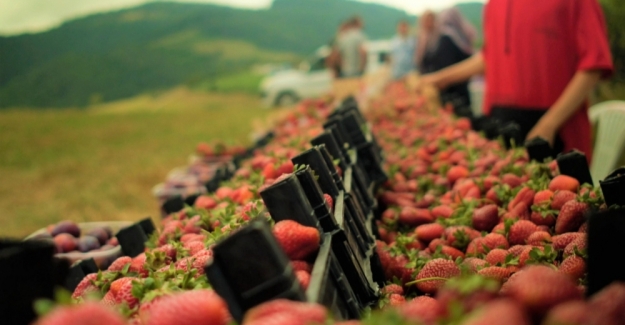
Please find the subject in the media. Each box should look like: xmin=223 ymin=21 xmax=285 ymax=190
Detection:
xmin=405 ymin=277 xmax=450 ymax=286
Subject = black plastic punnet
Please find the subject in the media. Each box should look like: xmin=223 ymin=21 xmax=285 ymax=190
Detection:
xmin=291 ymin=147 xmax=341 ymax=199
xmin=599 ymin=167 xmax=625 ymax=207
xmin=116 ymin=223 xmax=148 ymax=258
xmin=557 ymin=150 xmax=594 ymax=186
xmin=587 ymin=207 xmax=625 ymax=297
xmin=259 ymin=173 xmax=318 ymax=229
xmin=294 ymin=166 xmax=338 ymax=233
xmin=525 ymin=137 xmax=553 ymax=163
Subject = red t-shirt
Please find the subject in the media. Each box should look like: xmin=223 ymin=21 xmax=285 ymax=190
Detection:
xmin=482 ymin=0 xmax=614 ymax=161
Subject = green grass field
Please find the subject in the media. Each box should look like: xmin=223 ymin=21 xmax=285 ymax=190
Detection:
xmin=0 ymin=88 xmax=275 ymax=238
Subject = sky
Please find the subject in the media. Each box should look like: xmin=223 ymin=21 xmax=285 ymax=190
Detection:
xmin=0 ymin=0 xmax=485 ymax=36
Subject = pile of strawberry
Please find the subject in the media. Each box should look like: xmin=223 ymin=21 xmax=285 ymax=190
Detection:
xmin=33 ymin=82 xmax=625 ymax=325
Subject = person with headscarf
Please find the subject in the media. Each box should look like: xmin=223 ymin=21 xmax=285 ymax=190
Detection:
xmin=416 ymin=8 xmax=477 ymax=117
xmin=419 ymin=0 xmax=613 ymax=163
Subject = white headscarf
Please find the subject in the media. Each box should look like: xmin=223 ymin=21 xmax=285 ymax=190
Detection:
xmin=416 ymin=7 xmax=477 ymax=69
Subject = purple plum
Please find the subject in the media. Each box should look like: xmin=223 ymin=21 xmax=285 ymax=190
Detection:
xmin=77 ymin=235 xmax=101 ymax=252
xmin=51 ymin=220 xmax=81 ymax=237
xmin=53 ymin=233 xmax=77 ymax=253
xmin=102 ymin=226 xmax=113 ymax=238
xmin=86 ymin=228 xmax=109 ymax=245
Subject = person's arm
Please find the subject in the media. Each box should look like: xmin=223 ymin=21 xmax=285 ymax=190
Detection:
xmin=525 ymin=70 xmax=602 ymax=144
xmin=418 ymin=52 xmax=485 ymax=90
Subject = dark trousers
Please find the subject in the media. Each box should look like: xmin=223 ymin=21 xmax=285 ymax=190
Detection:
xmin=490 ymin=106 xmax=565 ymax=157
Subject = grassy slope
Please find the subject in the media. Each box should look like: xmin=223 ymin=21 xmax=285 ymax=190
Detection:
xmin=0 ymin=88 xmax=274 ymax=238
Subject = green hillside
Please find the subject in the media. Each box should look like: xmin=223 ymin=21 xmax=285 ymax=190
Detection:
xmin=0 ymin=0 xmax=484 ymax=108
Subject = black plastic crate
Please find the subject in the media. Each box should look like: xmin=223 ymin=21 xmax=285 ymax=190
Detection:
xmin=323 ymin=119 xmax=355 ymax=157
xmin=259 ymin=173 xmax=319 ymax=229
xmin=64 ymin=258 xmax=98 ymax=292
xmin=557 ymin=150 xmax=594 ymax=186
xmin=599 ymin=167 xmax=625 ymax=207
xmin=355 ymin=141 xmax=388 ymax=185
xmin=525 ymin=137 xmax=553 ymax=163
xmin=205 ymin=218 xmax=305 ymax=323
xmin=293 ymin=166 xmax=338 ymax=233
xmin=116 ymin=223 xmax=148 ymax=258
xmin=161 ymin=196 xmax=185 ymax=215
xmin=291 ymin=146 xmax=341 ymax=200
xmin=587 ymin=207 xmax=625 ymax=297
xmin=311 ymin=130 xmax=349 ymax=171
xmin=319 ymin=145 xmax=346 ymax=192
xmin=307 ymin=233 xmax=361 ymax=320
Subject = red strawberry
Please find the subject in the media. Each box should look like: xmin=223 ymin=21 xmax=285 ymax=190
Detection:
xmin=107 ymin=256 xmax=132 ymax=272
xmin=472 ymin=204 xmax=500 ymax=232
xmin=440 ymin=245 xmax=465 ymax=260
xmin=508 ymin=245 xmax=528 ymax=257
xmin=398 ymin=207 xmax=433 ymax=227
xmin=461 ymin=299 xmax=531 ymax=325
xmin=501 ymin=265 xmax=582 ymax=316
xmin=549 ymin=175 xmax=580 ymax=193
xmin=389 ymin=293 xmax=406 ymax=306
xmin=415 ymin=223 xmax=444 ymax=243
xmin=555 ymin=201 xmax=588 ymax=234
xmin=503 ymin=202 xmax=530 ymax=221
xmin=107 ymin=277 xmax=139 ymax=308
xmin=435 ymin=275 xmax=500 ymax=316
xmin=485 ymin=249 xmax=509 ymax=266
xmin=184 ymin=241 xmax=205 ymax=256
xmin=323 ymin=193 xmax=334 ymax=211
xmin=243 ymin=299 xmax=326 ymax=325
xmin=445 ymin=226 xmax=481 ymax=250
xmin=508 ymin=220 xmax=538 ymax=245
xmin=467 ymin=233 xmax=509 ymax=256
xmin=272 ymin=220 xmax=320 ymax=260
xmin=559 ymin=255 xmax=586 ymax=281
xmin=296 ymin=270 xmax=311 ymax=290
xmin=552 ymin=232 xmax=584 ymax=251
xmin=508 ymin=187 xmax=536 ymax=211
xmin=587 ymin=282 xmax=625 ymax=325
xmin=533 ymin=190 xmax=554 ymax=205
xmin=291 ymin=260 xmax=313 ymax=273
xmin=578 ymin=222 xmax=588 ymax=233
xmin=428 ymin=238 xmax=446 ymax=252
xmin=414 ymin=258 xmax=461 ymax=294
xmin=129 ymin=253 xmax=148 ymax=276
xmin=542 ymin=300 xmax=590 ymax=325
xmin=141 ymin=290 xmax=230 ymax=325
xmin=485 ymin=188 xmax=501 ymax=205
xmin=491 ymin=222 xmax=505 ymax=235
xmin=462 ymin=257 xmax=488 ymax=273
xmin=526 ymin=231 xmax=552 ymax=246
xmin=563 ymin=235 xmax=586 ymax=257
xmin=478 ymin=266 xmax=514 ymax=282
xmin=447 ymin=165 xmax=469 ymax=184
xmin=551 ymin=190 xmax=576 ymax=210
xmin=431 ymin=205 xmax=454 ymax=219
xmin=34 ymin=302 xmax=127 ymax=325
xmin=71 ymin=273 xmax=99 ymax=300
xmin=397 ymin=296 xmax=444 ymax=325
xmin=194 ymin=195 xmax=217 ymax=210
xmin=381 ymin=284 xmax=404 ymax=295
xmin=502 ymin=173 xmax=523 ymax=188
xmin=530 ymin=211 xmax=556 ymax=227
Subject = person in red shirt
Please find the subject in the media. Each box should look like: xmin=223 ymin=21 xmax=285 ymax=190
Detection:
xmin=419 ymin=0 xmax=614 ymax=162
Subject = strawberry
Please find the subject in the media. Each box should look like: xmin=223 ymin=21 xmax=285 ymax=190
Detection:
xmin=467 ymin=233 xmax=509 ymax=256
xmin=431 ymin=205 xmax=454 ymax=219
xmin=472 ymin=204 xmax=500 ymax=232
xmin=296 ymin=270 xmax=311 ymax=290
xmin=194 ymin=195 xmax=217 ymax=210
xmin=183 ymin=240 xmax=205 ymax=256
xmin=428 ymin=238 xmax=446 ymax=252
xmin=272 ymin=220 xmax=320 ymax=260
xmin=578 ymin=222 xmax=588 ymax=233
xmin=542 ymin=300 xmax=590 ymax=325
xmin=563 ymin=235 xmax=586 ymax=258
xmin=381 ymin=284 xmax=404 ymax=295
xmin=477 ymin=266 xmax=514 ymax=282
xmin=389 ymin=293 xmax=406 ymax=306
xmin=323 ymin=193 xmax=333 ymax=211
xmin=485 ymin=249 xmax=509 ymax=266
xmin=462 ymin=257 xmax=488 ymax=273
xmin=435 ymin=274 xmax=500 ymax=316
xmin=533 ymin=190 xmax=554 ymax=205
xmin=415 ymin=223 xmax=444 ymax=243
xmin=447 ymin=165 xmax=469 ymax=184
xmin=398 ymin=207 xmax=433 ymax=227
xmin=71 ymin=273 xmax=99 ymax=300
xmin=440 ymin=245 xmax=465 ymax=259
xmin=502 ymin=173 xmax=523 ymax=188
xmin=530 ymin=210 xmax=556 ymax=227
xmin=508 ymin=187 xmax=536 ymax=211
xmin=107 ymin=256 xmax=132 ymax=272
xmin=526 ymin=231 xmax=552 ymax=246
xmin=445 ymin=226 xmax=481 ymax=250
xmin=508 ymin=220 xmax=538 ymax=245
xmin=141 ymin=290 xmax=231 ymax=325
xmin=413 ymin=258 xmax=461 ymax=294
xmin=559 ymin=255 xmax=586 ymax=281
xmin=549 ymin=175 xmax=580 ymax=192
xmin=129 ymin=253 xmax=148 ymax=276
xmin=461 ymin=299 xmax=531 ymax=325
xmin=503 ymin=202 xmax=530 ymax=221
xmin=397 ymin=296 xmax=444 ymax=325
xmin=33 ymin=302 xmax=127 ymax=325
xmin=552 ymin=232 xmax=584 ymax=251
xmin=485 ymin=188 xmax=501 ymax=205
xmin=243 ymin=299 xmax=326 ymax=325
xmin=587 ymin=282 xmax=625 ymax=325
xmin=508 ymin=245 xmax=528 ymax=257
xmin=291 ymin=260 xmax=313 ymax=273
xmin=501 ymin=265 xmax=582 ymax=316
xmin=551 ymin=190 xmax=576 ymax=210
xmin=555 ymin=201 xmax=588 ymax=234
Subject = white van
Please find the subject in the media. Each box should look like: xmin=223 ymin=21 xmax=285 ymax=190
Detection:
xmin=260 ymin=40 xmax=392 ymax=107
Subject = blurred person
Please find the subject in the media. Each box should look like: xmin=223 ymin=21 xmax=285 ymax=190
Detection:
xmin=389 ymin=20 xmax=416 ymax=80
xmin=326 ymin=22 xmax=349 ymax=78
xmin=336 ymin=16 xmax=367 ymax=78
xmin=416 ymin=8 xmax=477 ymax=117
xmin=418 ymin=0 xmax=613 ymax=161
